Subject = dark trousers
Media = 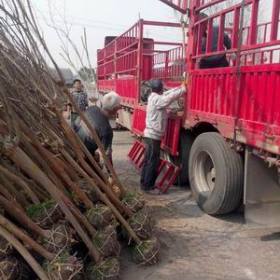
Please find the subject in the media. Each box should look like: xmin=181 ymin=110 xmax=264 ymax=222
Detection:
xmin=70 ymin=112 xmax=79 ymax=128
xmin=140 ymin=138 xmax=161 ymax=190
xmin=199 ymin=55 xmax=229 ymax=69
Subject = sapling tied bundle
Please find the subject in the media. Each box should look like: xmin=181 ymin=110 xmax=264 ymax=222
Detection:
xmin=0 ymin=0 xmax=160 ymax=278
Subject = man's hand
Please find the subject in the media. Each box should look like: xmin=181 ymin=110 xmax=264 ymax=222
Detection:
xmin=229 ymin=53 xmax=237 ymax=64
xmin=96 ymin=150 xmax=105 ymax=169
xmin=94 ymin=151 xmax=100 ymax=163
xmin=181 ymin=72 xmax=188 ymax=91
xmin=181 ymin=84 xmax=187 ymax=93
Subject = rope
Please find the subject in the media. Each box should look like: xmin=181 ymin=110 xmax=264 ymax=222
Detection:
xmin=134 ymin=238 xmax=160 ymax=265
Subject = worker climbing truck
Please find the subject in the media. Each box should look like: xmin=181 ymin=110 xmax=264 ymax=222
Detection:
xmin=97 ymin=0 xmax=280 ymax=226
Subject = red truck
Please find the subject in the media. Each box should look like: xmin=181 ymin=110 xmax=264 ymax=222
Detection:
xmin=97 ymin=0 xmax=280 ymax=226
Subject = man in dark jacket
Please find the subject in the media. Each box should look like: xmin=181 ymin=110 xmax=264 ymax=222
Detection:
xmin=199 ymin=13 xmax=232 ymax=69
xmin=74 ymin=91 xmax=121 ymax=165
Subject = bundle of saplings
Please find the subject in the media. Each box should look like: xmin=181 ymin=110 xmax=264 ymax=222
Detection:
xmin=0 ymin=0 xmax=160 ymax=279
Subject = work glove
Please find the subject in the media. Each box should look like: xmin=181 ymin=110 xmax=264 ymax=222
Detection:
xmin=181 ymin=72 xmax=188 ymax=91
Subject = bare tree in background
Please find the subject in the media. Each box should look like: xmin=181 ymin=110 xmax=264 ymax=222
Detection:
xmin=38 ymin=1 xmax=99 ymax=102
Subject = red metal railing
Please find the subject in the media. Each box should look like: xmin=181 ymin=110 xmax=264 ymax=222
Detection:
xmin=185 ymin=0 xmax=280 ymax=156
xmin=153 ymin=46 xmax=184 ymax=79
xmin=97 ymin=21 xmax=143 ymax=102
xmin=158 ymin=0 xmax=189 ymax=13
xmin=191 ymin=0 xmax=280 ymax=67
xmin=97 ymin=20 xmax=184 ymax=106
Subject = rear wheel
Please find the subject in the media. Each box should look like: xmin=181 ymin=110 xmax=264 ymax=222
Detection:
xmin=189 ymin=132 xmax=243 ymax=215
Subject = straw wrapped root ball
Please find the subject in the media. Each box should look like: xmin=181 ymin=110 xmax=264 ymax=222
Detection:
xmin=78 ymin=179 xmax=100 ymax=204
xmin=43 ymin=222 xmax=76 ymax=254
xmin=45 ymin=251 xmax=84 ymax=280
xmin=0 ymin=235 xmax=13 ymax=259
xmin=122 ymin=191 xmax=145 ymax=212
xmin=86 ymin=257 xmax=120 ymax=280
xmin=26 ymin=200 xmax=63 ymax=229
xmin=128 ymin=207 xmax=155 ymax=240
xmin=87 ymin=204 xmax=115 ymax=229
xmin=132 ymin=238 xmax=160 ymax=265
xmin=0 ymin=257 xmax=30 ymax=280
xmin=93 ymin=226 xmax=121 ymax=258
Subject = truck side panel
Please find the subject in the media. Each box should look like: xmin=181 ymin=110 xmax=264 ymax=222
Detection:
xmin=187 ymin=64 xmax=280 ymax=154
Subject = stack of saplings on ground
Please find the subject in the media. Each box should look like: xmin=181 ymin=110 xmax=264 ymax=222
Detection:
xmin=0 ymin=1 xmax=159 ymax=279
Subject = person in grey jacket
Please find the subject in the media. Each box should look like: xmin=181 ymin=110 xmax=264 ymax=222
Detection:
xmin=140 ymin=80 xmax=186 ymax=193
xmin=70 ymin=79 xmax=89 ymax=126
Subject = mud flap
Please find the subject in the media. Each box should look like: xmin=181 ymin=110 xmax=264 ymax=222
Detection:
xmin=128 ymin=141 xmax=180 ymax=193
xmin=155 ymin=160 xmax=180 ymax=193
xmin=244 ymin=149 xmax=280 ymax=227
xmin=128 ymin=140 xmax=145 ymax=170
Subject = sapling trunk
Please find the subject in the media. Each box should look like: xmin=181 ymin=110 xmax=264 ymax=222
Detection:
xmin=20 ymin=130 xmax=66 ymax=192
xmin=6 ymin=146 xmax=101 ymax=262
xmin=56 ymin=113 xmax=130 ymax=215
xmin=0 ymin=225 xmax=49 ymax=280
xmin=80 ymin=158 xmax=133 ymax=216
xmin=61 ymin=149 xmax=141 ymax=244
xmin=0 ymin=214 xmax=55 ymax=260
xmin=0 ymin=193 xmax=48 ymax=238
xmin=0 ymin=182 xmax=17 ymax=201
xmin=64 ymin=92 xmax=125 ymax=195
xmin=61 ymin=194 xmax=97 ymax=238
xmin=0 ymin=173 xmax=29 ymax=207
xmin=19 ymin=120 xmax=94 ymax=209
xmin=62 ymin=148 xmax=131 ymax=217
xmin=56 ymin=110 xmax=109 ymax=184
xmin=0 ymin=164 xmax=40 ymax=204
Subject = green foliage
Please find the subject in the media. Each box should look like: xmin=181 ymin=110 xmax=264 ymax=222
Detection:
xmin=26 ymin=200 xmax=55 ymax=219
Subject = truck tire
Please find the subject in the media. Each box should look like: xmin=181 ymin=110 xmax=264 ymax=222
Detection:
xmin=189 ymin=132 xmax=243 ymax=215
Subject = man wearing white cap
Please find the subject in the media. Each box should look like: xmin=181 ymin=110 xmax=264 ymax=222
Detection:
xmin=74 ymin=91 xmax=121 ymax=164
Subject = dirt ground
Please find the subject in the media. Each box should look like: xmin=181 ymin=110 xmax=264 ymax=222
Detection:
xmin=113 ymin=131 xmax=280 ymax=280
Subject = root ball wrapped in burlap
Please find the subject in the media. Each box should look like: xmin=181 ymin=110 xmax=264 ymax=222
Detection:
xmin=132 ymin=237 xmax=160 ymax=265
xmin=0 ymin=235 xmax=13 ymax=259
xmin=43 ymin=222 xmax=76 ymax=254
xmin=27 ymin=200 xmax=63 ymax=229
xmin=78 ymin=179 xmax=100 ymax=204
xmin=0 ymin=256 xmax=30 ymax=280
xmin=93 ymin=226 xmax=121 ymax=258
xmin=86 ymin=204 xmax=115 ymax=229
xmin=122 ymin=191 xmax=145 ymax=212
xmin=45 ymin=251 xmax=84 ymax=280
xmin=128 ymin=207 xmax=154 ymax=240
xmin=86 ymin=257 xmax=120 ymax=280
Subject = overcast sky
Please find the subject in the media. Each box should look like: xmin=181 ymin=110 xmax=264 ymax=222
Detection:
xmin=31 ymin=0 xmax=273 ymax=72
xmin=31 ymin=0 xmax=182 ymax=71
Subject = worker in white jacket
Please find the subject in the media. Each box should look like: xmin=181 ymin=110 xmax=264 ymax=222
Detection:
xmin=140 ymin=79 xmax=186 ymax=193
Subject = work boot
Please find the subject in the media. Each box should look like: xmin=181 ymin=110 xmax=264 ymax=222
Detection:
xmin=144 ymin=188 xmax=161 ymax=195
